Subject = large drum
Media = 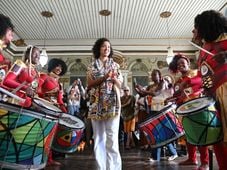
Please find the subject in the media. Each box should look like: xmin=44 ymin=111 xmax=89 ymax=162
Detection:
xmin=138 ymin=104 xmax=184 ymax=148
xmin=176 ymin=97 xmax=222 ymax=146
xmin=52 ymin=113 xmax=85 ymax=153
xmin=0 ymin=101 xmax=58 ymax=169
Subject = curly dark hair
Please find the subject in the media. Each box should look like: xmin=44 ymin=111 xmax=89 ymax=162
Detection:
xmin=92 ymin=38 xmax=113 ymax=59
xmin=169 ymin=54 xmax=190 ymax=73
xmin=194 ymin=10 xmax=227 ymax=42
xmin=0 ymin=14 xmax=14 ymax=38
xmin=48 ymin=58 xmax=67 ymax=76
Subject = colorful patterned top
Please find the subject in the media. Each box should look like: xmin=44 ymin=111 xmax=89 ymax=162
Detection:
xmin=197 ymin=34 xmax=227 ymax=94
xmin=87 ymin=58 xmax=123 ymax=120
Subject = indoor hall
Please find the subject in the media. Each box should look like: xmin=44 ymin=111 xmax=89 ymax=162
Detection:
xmin=0 ymin=1 xmax=227 ymax=170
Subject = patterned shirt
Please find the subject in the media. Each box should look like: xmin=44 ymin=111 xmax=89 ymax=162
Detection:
xmin=87 ymin=58 xmax=123 ymax=120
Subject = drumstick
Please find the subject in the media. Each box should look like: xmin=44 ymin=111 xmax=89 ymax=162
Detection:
xmin=184 ymin=88 xmax=192 ymax=99
xmin=0 ymin=87 xmax=25 ymax=103
xmin=188 ymin=41 xmax=214 ymax=56
xmin=11 ymin=81 xmax=27 ymax=94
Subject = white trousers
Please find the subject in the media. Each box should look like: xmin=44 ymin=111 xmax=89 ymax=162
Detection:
xmin=91 ymin=115 xmax=122 ymax=170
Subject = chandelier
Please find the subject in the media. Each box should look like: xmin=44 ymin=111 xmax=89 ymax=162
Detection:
xmin=40 ymin=11 xmax=53 ymax=67
xmin=160 ymin=11 xmax=174 ymax=65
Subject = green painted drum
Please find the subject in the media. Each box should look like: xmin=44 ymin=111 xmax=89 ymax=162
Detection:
xmin=0 ymin=101 xmax=58 ymax=170
xmin=176 ymin=97 xmax=223 ymax=146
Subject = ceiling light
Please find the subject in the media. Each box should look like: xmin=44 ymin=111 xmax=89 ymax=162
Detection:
xmin=99 ymin=9 xmax=111 ymax=37
xmin=40 ymin=11 xmax=53 ymax=67
xmin=160 ymin=11 xmax=174 ymax=64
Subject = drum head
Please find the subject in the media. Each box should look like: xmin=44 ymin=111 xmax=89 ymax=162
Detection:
xmin=176 ymin=97 xmax=215 ymax=116
xmin=59 ymin=113 xmax=85 ymax=129
xmin=33 ymin=98 xmax=62 ymax=113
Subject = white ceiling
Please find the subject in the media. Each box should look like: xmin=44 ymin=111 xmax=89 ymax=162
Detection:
xmin=1 ymin=0 xmax=226 ymax=56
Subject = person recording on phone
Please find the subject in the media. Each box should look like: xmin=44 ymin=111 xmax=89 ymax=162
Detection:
xmin=67 ymin=79 xmax=85 ymax=116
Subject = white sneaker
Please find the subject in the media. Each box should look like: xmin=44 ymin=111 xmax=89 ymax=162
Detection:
xmin=168 ymin=154 xmax=178 ymax=161
xmin=146 ymin=157 xmax=155 ymax=162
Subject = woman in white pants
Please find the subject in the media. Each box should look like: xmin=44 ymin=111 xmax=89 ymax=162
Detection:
xmin=87 ymin=38 xmax=123 ymax=170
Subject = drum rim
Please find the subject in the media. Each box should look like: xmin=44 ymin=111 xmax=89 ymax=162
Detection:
xmin=149 ymin=132 xmax=185 ymax=148
xmin=176 ymin=96 xmax=215 ymax=116
xmin=0 ymin=160 xmax=46 ymax=170
xmin=0 ymin=101 xmax=59 ymax=120
xmin=33 ymin=98 xmax=62 ymax=113
xmin=59 ymin=113 xmax=85 ymax=129
xmin=138 ymin=104 xmax=176 ymax=127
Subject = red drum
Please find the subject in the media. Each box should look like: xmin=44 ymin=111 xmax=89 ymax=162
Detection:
xmin=139 ymin=105 xmax=184 ymax=148
xmin=52 ymin=113 xmax=85 ymax=153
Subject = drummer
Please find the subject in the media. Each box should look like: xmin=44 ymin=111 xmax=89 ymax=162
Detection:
xmin=165 ymin=54 xmax=209 ymax=169
xmin=135 ymin=69 xmax=178 ymax=162
xmin=37 ymin=58 xmax=67 ymax=166
xmin=193 ymin=10 xmax=227 ymax=170
xmin=37 ymin=58 xmax=67 ymax=113
xmin=0 ymin=14 xmax=14 ymax=77
xmin=2 ymin=45 xmax=40 ymax=107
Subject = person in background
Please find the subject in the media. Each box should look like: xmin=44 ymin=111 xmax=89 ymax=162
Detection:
xmin=67 ymin=79 xmax=86 ymax=117
xmin=0 ymin=14 xmax=14 ymax=79
xmin=121 ymin=86 xmax=136 ymax=149
xmin=193 ymin=10 xmax=227 ymax=170
xmin=165 ymin=54 xmax=209 ymax=170
xmin=67 ymin=85 xmax=81 ymax=116
xmin=2 ymin=45 xmax=40 ymax=107
xmin=135 ymin=69 xmax=178 ymax=162
xmin=87 ymin=38 xmax=123 ymax=170
xmin=38 ymin=58 xmax=67 ymax=166
xmin=134 ymin=92 xmax=149 ymax=150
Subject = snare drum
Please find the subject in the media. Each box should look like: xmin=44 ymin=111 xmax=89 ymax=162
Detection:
xmin=176 ymin=97 xmax=223 ymax=146
xmin=32 ymin=97 xmax=62 ymax=117
xmin=138 ymin=105 xmax=184 ymax=148
xmin=0 ymin=102 xmax=58 ymax=169
xmin=52 ymin=113 xmax=85 ymax=153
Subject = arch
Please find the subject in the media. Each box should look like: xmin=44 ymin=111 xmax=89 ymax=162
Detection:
xmin=69 ymin=62 xmax=87 ymax=75
xmin=112 ymin=50 xmax=127 ymax=69
xmin=129 ymin=60 xmax=149 ymax=75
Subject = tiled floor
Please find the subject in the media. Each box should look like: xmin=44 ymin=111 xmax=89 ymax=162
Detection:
xmin=45 ymin=145 xmax=218 ymax=170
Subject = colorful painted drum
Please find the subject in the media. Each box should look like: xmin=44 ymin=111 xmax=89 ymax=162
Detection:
xmin=176 ymin=97 xmax=223 ymax=146
xmin=52 ymin=113 xmax=85 ymax=153
xmin=138 ymin=104 xmax=184 ymax=148
xmin=0 ymin=101 xmax=58 ymax=170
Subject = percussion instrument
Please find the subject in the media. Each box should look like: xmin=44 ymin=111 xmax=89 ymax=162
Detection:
xmin=32 ymin=97 xmax=62 ymax=117
xmin=176 ymin=97 xmax=222 ymax=145
xmin=52 ymin=113 xmax=85 ymax=153
xmin=0 ymin=101 xmax=58 ymax=169
xmin=138 ymin=104 xmax=184 ymax=148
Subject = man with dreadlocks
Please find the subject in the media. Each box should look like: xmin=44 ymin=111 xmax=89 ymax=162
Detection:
xmin=2 ymin=45 xmax=41 ymax=107
xmin=0 ymin=14 xmax=14 ymax=79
